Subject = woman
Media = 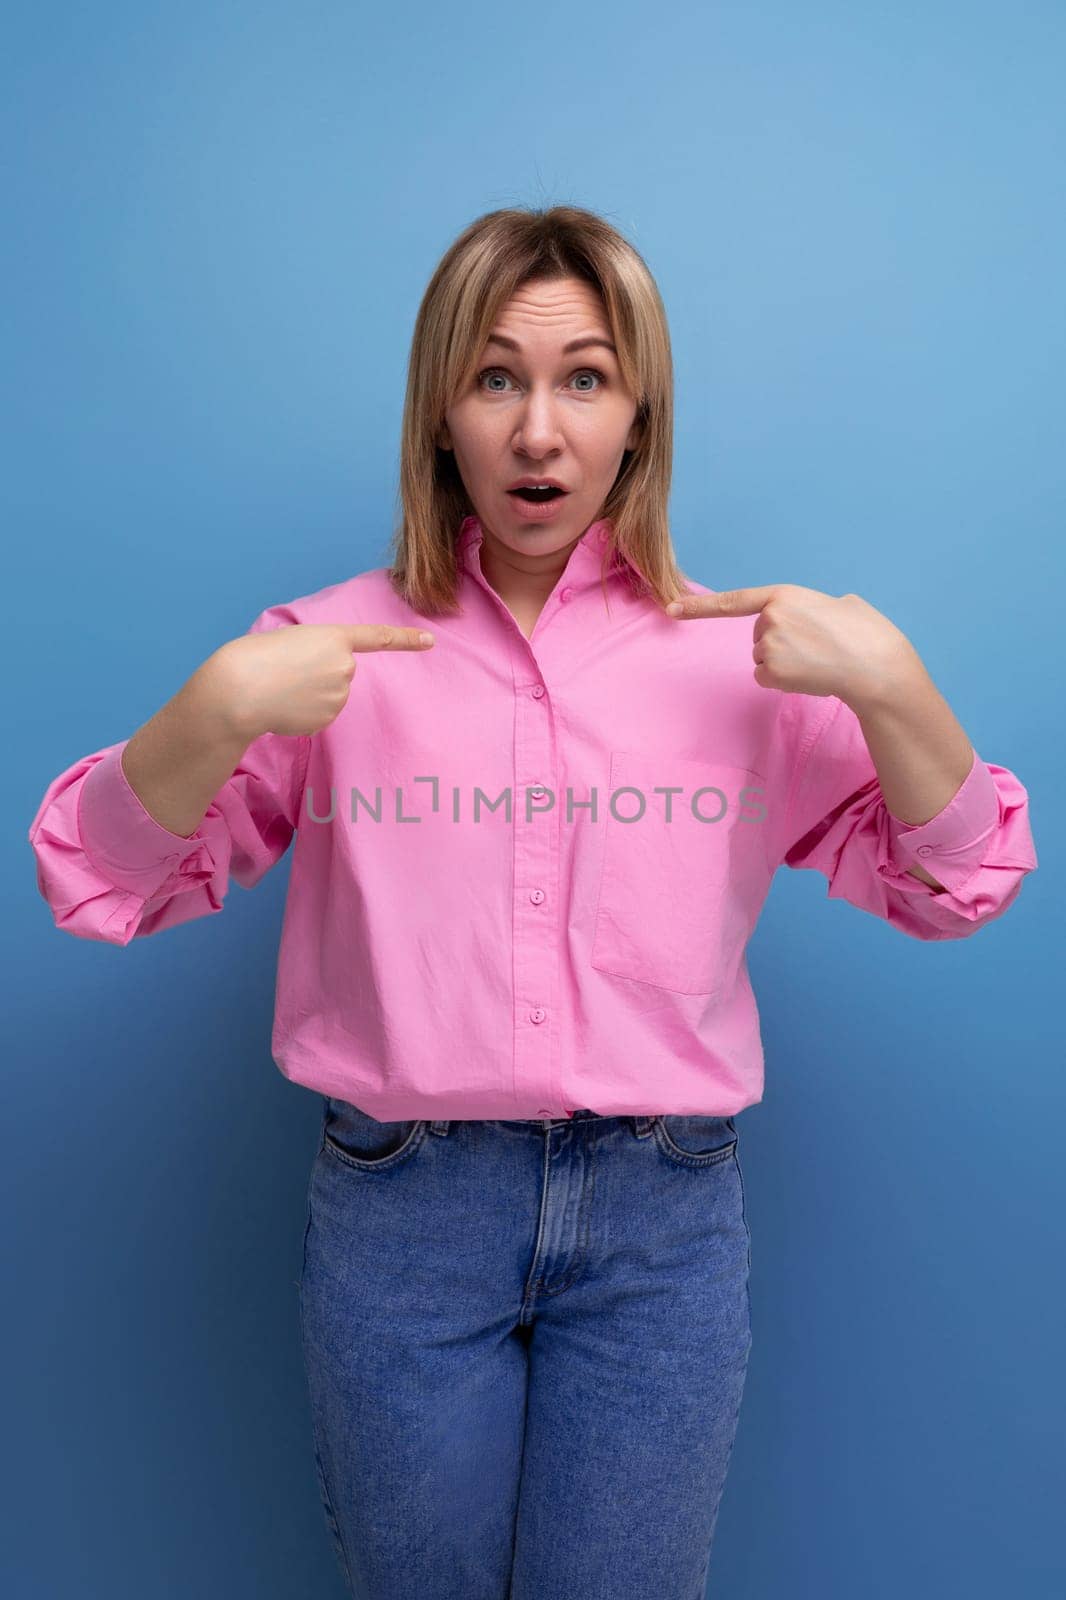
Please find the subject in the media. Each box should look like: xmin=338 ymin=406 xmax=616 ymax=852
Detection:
xmin=28 ymin=205 xmax=1037 ymax=1599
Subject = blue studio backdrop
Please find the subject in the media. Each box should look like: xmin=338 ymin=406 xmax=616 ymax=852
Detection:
xmin=5 ymin=2 xmax=1062 ymax=1597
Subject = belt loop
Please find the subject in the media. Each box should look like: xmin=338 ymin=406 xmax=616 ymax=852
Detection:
xmin=632 ymin=1116 xmax=658 ymax=1139
xmin=428 ymin=1120 xmax=451 ymax=1137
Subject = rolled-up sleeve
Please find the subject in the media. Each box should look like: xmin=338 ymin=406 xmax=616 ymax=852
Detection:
xmin=778 ymin=695 xmax=1037 ymax=940
xmin=27 ymin=606 xmax=310 ymax=945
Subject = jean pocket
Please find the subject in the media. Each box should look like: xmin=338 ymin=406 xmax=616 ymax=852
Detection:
xmin=321 ymin=1097 xmax=427 ymax=1171
xmin=653 ymin=1114 xmax=738 ymax=1168
xmin=590 ymin=751 xmax=768 ymax=996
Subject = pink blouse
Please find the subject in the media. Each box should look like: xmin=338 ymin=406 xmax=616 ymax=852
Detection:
xmin=28 ymin=516 xmax=1038 ymax=1119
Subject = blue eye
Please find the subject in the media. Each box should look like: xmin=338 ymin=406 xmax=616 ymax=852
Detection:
xmin=477 ymin=367 xmax=607 ymax=393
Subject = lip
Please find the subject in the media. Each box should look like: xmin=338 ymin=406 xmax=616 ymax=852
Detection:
xmin=505 ymin=488 xmax=570 ymax=523
xmin=506 ymin=476 xmax=570 ymax=491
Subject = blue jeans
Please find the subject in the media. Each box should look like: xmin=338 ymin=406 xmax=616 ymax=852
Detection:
xmin=298 ymin=1101 xmax=753 ymax=1599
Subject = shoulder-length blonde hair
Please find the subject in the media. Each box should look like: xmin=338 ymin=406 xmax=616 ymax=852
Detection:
xmin=387 ymin=204 xmax=692 ymax=616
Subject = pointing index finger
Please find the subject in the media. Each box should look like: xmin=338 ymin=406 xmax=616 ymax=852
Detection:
xmin=344 ymin=624 xmax=435 ymax=651
xmin=665 ymin=587 xmax=777 ymax=618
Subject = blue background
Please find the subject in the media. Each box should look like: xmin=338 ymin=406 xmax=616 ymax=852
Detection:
xmin=6 ymin=2 xmax=1062 ymax=1595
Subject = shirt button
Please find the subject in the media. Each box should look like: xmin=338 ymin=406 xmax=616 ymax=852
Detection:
xmin=529 ymin=1007 xmax=546 ymax=1024
xmin=559 ymin=587 xmax=572 ymax=603
xmin=529 ymin=888 xmax=545 ymax=904
xmin=531 ymin=684 xmax=545 ymax=698
xmin=537 ymin=1108 xmax=551 ymax=1116
xmin=916 ymin=844 xmax=933 ymax=857
xmin=529 ymin=784 xmax=545 ymax=797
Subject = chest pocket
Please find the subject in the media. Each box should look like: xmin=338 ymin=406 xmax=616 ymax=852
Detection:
xmin=590 ymin=751 xmax=768 ymax=998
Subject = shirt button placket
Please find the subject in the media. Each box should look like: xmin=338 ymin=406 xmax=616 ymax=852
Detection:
xmin=513 ymin=664 xmax=559 ymax=1117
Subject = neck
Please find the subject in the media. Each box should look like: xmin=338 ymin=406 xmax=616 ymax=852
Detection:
xmin=478 ymin=528 xmax=579 ymax=616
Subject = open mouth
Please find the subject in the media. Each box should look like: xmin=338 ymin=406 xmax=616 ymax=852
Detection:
xmin=507 ymin=486 xmax=568 ymax=502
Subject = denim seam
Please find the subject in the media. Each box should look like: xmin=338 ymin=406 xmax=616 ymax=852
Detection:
xmin=293 ymin=1130 xmax=322 ymax=1294
xmin=309 ymin=1425 xmax=357 ymax=1594
xmin=733 ymin=1146 xmax=753 ymax=1331
xmin=538 ymin=1123 xmax=597 ymax=1296
xmin=654 ymin=1119 xmax=738 ymax=1169
xmin=521 ymin=1134 xmax=555 ymax=1321
xmin=298 ymin=1164 xmax=356 ymax=1594
xmin=321 ymin=1118 xmax=428 ymax=1172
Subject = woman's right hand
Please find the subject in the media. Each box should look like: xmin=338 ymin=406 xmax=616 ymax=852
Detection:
xmin=205 ymin=623 xmax=435 ymax=742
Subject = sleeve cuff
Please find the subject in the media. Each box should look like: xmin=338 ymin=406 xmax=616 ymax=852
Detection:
xmin=77 ymin=742 xmax=207 ymax=893
xmin=885 ymin=748 xmax=1000 ymax=893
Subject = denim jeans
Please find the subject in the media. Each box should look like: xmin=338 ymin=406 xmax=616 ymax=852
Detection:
xmin=298 ymin=1100 xmax=753 ymax=1600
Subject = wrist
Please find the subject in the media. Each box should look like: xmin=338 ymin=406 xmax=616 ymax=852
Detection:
xmin=843 ymin=642 xmax=930 ymax=720
xmin=186 ymin=646 xmax=263 ymax=750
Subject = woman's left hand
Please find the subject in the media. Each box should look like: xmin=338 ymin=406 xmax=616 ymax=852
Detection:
xmin=664 ymin=584 xmax=923 ymax=710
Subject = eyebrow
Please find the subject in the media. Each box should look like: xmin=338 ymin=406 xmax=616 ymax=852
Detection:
xmin=484 ymin=332 xmax=618 ymax=358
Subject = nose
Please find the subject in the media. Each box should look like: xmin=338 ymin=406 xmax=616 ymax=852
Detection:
xmin=512 ymin=389 xmax=568 ymax=456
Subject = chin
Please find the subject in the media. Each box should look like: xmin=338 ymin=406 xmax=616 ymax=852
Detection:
xmin=502 ymin=528 xmax=577 ymax=556
xmin=475 ymin=509 xmax=566 ymax=545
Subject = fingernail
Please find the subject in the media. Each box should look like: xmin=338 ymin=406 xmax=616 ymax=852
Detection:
xmin=665 ymin=602 xmax=683 ymax=616
xmin=419 ymin=632 xmax=435 ymax=645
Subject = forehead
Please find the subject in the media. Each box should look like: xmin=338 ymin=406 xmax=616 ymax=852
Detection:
xmin=485 ymin=277 xmax=616 ymax=355
xmin=483 ymin=329 xmax=618 ymax=358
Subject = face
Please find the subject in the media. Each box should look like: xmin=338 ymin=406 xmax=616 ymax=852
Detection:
xmin=439 ymin=275 xmax=642 ymax=572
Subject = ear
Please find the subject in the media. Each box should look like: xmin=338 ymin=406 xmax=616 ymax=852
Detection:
xmin=625 ymin=416 xmax=643 ymax=452
xmin=437 ymin=421 xmax=452 ymax=451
